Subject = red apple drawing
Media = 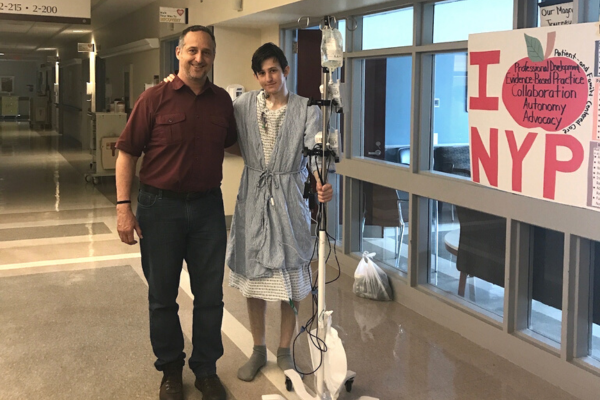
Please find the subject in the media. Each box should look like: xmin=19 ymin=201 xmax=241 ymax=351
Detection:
xmin=502 ymin=32 xmax=588 ymax=132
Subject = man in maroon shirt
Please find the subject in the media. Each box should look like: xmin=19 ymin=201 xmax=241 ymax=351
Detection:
xmin=115 ymin=25 xmax=236 ymax=400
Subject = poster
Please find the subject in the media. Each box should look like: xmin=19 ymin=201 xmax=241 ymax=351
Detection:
xmin=468 ymin=22 xmax=600 ymax=211
xmin=159 ymin=7 xmax=188 ymax=24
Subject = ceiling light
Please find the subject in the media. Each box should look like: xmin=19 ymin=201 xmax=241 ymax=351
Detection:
xmin=0 ymin=53 xmax=4 ymax=56
xmin=37 ymin=48 xmax=57 ymax=51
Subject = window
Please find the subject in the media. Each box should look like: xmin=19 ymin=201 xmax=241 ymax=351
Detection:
xmin=359 ymin=180 xmax=409 ymax=272
xmin=360 ymin=56 xmax=412 ymax=165
xmin=362 ymin=7 xmax=413 ymax=50
xmin=429 ymin=199 xmax=506 ymax=317
xmin=338 ymin=19 xmax=346 ymax=51
xmin=590 ymin=242 xmax=600 ymax=360
xmin=433 ymin=0 xmax=514 ymax=43
xmin=328 ymin=173 xmax=344 ymax=244
xmin=431 ymin=52 xmax=470 ymax=177
xmin=529 ymin=226 xmax=564 ymax=343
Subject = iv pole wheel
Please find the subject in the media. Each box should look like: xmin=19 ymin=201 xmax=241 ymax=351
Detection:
xmin=345 ymin=377 xmax=354 ymax=392
xmin=285 ymin=376 xmax=293 ymax=391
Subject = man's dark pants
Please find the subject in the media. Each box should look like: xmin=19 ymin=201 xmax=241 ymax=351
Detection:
xmin=137 ymin=187 xmax=226 ymax=378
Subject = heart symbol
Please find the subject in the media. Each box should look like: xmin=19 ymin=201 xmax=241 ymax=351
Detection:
xmin=177 ymin=9 xmax=184 ymax=16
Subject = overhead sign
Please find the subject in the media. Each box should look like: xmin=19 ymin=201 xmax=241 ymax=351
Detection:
xmin=468 ymin=22 xmax=600 ymax=211
xmin=159 ymin=7 xmax=188 ymax=24
xmin=78 ymin=43 xmax=94 ymax=53
xmin=0 ymin=0 xmax=90 ymax=23
xmin=539 ymin=0 xmax=573 ymax=27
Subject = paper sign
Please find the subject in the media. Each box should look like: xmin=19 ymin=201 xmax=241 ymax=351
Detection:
xmin=469 ymin=22 xmax=600 ymax=211
xmin=159 ymin=7 xmax=187 ymax=24
xmin=78 ymin=43 xmax=94 ymax=52
xmin=539 ymin=1 xmax=573 ymax=27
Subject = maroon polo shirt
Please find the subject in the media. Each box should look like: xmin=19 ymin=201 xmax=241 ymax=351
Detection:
xmin=116 ymin=76 xmax=237 ymax=192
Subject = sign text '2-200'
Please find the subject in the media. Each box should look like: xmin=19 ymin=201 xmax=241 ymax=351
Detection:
xmin=0 ymin=3 xmax=58 ymax=13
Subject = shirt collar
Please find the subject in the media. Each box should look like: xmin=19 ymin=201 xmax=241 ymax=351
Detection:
xmin=172 ymin=75 xmax=215 ymax=94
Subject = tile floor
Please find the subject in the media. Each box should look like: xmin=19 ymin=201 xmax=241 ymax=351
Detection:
xmin=0 ymin=121 xmax=582 ymax=399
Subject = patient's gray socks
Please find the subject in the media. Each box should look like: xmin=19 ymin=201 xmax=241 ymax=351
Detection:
xmin=277 ymin=347 xmax=295 ymax=372
xmin=237 ymin=345 xmax=267 ymax=381
xmin=237 ymin=346 xmax=297 ymax=382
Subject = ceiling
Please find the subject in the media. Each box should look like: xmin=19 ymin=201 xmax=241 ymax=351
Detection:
xmin=219 ymin=0 xmax=396 ymax=29
xmin=0 ymin=0 xmax=156 ymax=61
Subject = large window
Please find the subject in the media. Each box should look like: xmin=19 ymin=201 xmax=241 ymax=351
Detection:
xmin=328 ymin=173 xmax=344 ymax=244
xmin=591 ymin=242 xmax=600 ymax=360
xmin=431 ymin=52 xmax=470 ymax=177
xmin=428 ymin=199 xmax=506 ymax=317
xmin=360 ymin=56 xmax=412 ymax=165
xmin=362 ymin=8 xmax=413 ymax=50
xmin=284 ymin=0 xmax=600 ymax=386
xmin=529 ymin=226 xmax=564 ymax=343
xmin=360 ymin=181 xmax=409 ymax=272
xmin=432 ymin=0 xmax=514 ymax=43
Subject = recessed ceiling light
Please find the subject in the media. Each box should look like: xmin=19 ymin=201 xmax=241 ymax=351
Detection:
xmin=72 ymin=30 xmax=86 ymax=33
xmin=37 ymin=47 xmax=57 ymax=51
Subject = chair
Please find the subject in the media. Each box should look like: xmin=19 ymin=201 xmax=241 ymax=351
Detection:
xmin=384 ymin=146 xmax=410 ymax=165
xmin=455 ymin=206 xmax=506 ymax=296
xmin=361 ymin=184 xmax=409 ymax=265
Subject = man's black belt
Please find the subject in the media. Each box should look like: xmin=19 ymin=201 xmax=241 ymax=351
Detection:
xmin=140 ymin=183 xmax=220 ymax=200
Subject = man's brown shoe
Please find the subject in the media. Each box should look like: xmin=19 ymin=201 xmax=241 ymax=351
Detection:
xmin=195 ymin=374 xmax=226 ymax=400
xmin=159 ymin=366 xmax=183 ymax=400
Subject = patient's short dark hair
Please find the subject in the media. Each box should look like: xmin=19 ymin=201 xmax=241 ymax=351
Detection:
xmin=251 ymin=43 xmax=288 ymax=74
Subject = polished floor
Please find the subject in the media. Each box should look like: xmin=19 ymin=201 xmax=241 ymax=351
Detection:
xmin=0 ymin=121 xmax=581 ymax=399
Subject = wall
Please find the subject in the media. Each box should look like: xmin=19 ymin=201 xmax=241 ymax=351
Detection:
xmin=0 ymin=61 xmax=38 ymax=97
xmin=261 ymin=25 xmax=281 ymax=45
xmin=212 ymin=26 xmax=263 ymax=216
xmin=94 ymin=3 xmax=160 ymax=51
xmin=213 ymin=26 xmax=262 ymax=91
xmin=59 ymin=60 xmax=87 ymax=145
xmin=104 ymin=50 xmax=160 ymax=107
xmin=188 ymin=0 xmax=302 ymax=26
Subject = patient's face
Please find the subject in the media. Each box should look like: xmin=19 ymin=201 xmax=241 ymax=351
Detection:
xmin=254 ymin=57 xmax=289 ymax=97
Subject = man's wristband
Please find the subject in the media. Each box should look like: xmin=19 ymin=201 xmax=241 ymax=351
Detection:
xmin=116 ymin=200 xmax=131 ymax=205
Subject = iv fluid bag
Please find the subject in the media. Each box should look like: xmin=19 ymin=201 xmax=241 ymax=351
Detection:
xmin=321 ymin=27 xmax=343 ymax=70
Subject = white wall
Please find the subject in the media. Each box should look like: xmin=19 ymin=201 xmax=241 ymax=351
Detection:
xmin=261 ymin=25 xmax=281 ymax=45
xmin=212 ymin=26 xmax=263 ymax=216
xmin=94 ymin=3 xmax=160 ymax=51
xmin=213 ymin=26 xmax=262 ymax=91
xmin=188 ymin=0 xmax=302 ymax=26
xmin=59 ymin=60 xmax=88 ymax=145
xmin=104 ymin=50 xmax=160 ymax=106
xmin=0 ymin=61 xmax=38 ymax=97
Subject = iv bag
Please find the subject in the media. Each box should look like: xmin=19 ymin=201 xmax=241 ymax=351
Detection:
xmin=320 ymin=27 xmax=343 ymax=70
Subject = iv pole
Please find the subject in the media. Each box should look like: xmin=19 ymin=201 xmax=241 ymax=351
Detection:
xmin=263 ymin=15 xmax=378 ymax=400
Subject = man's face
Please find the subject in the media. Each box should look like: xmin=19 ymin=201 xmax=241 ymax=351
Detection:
xmin=254 ymin=57 xmax=289 ymax=97
xmin=176 ymin=31 xmax=215 ymax=83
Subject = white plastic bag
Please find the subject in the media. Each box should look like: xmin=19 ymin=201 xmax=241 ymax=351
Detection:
xmin=353 ymin=252 xmax=393 ymax=301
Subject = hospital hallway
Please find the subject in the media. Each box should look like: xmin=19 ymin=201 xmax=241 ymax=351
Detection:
xmin=0 ymin=119 xmax=579 ymax=400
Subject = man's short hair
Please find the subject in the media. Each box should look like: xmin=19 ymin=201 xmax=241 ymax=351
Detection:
xmin=251 ymin=43 xmax=288 ymax=74
xmin=178 ymin=25 xmax=216 ymax=52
